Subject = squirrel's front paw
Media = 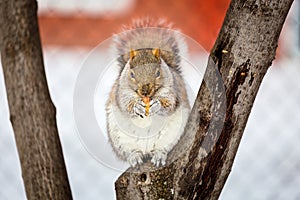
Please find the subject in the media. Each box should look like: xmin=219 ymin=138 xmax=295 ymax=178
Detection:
xmin=150 ymin=149 xmax=167 ymax=167
xmin=133 ymin=99 xmax=162 ymax=117
xmin=149 ymin=99 xmax=161 ymax=115
xmin=133 ymin=100 xmax=146 ymax=118
xmin=128 ymin=150 xmax=144 ymax=167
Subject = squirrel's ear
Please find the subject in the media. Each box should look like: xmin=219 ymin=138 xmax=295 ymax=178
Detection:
xmin=130 ymin=49 xmax=137 ymax=60
xmin=152 ymin=48 xmax=160 ymax=59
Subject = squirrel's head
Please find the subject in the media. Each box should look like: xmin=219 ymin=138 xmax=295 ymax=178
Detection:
xmin=123 ymin=48 xmax=171 ymax=98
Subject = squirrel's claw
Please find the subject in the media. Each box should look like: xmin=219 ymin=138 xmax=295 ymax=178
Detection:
xmin=150 ymin=149 xmax=167 ymax=167
xmin=128 ymin=150 xmax=144 ymax=167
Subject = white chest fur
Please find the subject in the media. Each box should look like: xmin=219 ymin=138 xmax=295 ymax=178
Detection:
xmin=106 ymin=100 xmax=190 ymax=160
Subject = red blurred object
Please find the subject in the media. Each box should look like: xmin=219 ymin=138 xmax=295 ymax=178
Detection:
xmin=38 ymin=0 xmax=230 ymax=51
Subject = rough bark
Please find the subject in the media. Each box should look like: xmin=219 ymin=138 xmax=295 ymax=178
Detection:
xmin=115 ymin=0 xmax=294 ymax=199
xmin=0 ymin=1 xmax=73 ymax=199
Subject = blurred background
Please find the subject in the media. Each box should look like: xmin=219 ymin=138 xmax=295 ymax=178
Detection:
xmin=0 ymin=0 xmax=300 ymax=199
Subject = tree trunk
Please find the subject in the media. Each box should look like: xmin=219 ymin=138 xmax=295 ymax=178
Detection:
xmin=115 ymin=0 xmax=294 ymax=199
xmin=0 ymin=1 xmax=73 ymax=199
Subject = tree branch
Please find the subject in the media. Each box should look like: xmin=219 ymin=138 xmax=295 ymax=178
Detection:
xmin=115 ymin=0 xmax=294 ymax=199
xmin=0 ymin=1 xmax=72 ymax=199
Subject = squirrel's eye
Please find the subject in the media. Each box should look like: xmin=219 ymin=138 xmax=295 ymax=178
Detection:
xmin=130 ymin=72 xmax=135 ymax=79
xmin=156 ymin=70 xmax=160 ymax=78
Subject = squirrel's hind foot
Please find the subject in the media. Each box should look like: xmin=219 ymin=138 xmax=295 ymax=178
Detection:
xmin=150 ymin=149 xmax=167 ymax=167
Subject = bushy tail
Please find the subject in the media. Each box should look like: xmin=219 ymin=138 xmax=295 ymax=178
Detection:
xmin=113 ymin=18 xmax=187 ymax=71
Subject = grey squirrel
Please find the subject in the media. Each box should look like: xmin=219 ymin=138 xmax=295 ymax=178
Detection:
xmin=106 ymin=19 xmax=190 ymax=167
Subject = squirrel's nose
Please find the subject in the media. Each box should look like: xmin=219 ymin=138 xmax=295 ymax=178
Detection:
xmin=140 ymin=84 xmax=152 ymax=97
xmin=141 ymin=84 xmax=150 ymax=96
